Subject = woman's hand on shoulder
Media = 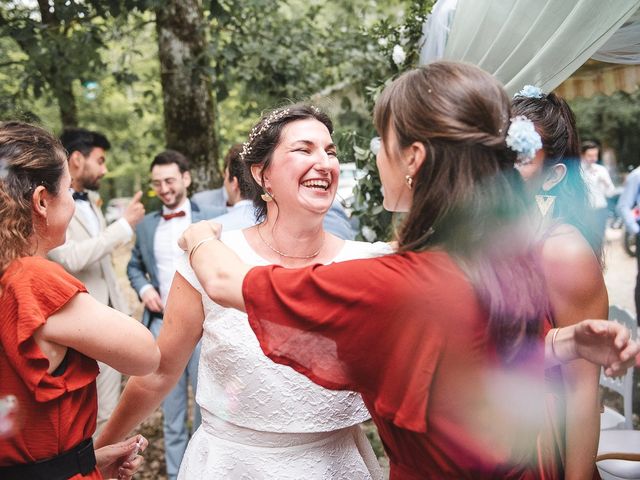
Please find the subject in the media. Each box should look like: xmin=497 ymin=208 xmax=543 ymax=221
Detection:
xmin=178 ymin=220 xmax=222 ymax=252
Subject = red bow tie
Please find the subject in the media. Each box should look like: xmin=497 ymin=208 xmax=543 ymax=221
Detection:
xmin=162 ymin=210 xmax=186 ymax=221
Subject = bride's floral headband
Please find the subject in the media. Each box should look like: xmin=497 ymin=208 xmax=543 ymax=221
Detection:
xmin=240 ymin=105 xmax=322 ymax=161
xmin=240 ymin=108 xmax=291 ymax=161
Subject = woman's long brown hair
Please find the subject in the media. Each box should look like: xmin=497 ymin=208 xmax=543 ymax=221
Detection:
xmin=374 ymin=62 xmax=548 ymax=363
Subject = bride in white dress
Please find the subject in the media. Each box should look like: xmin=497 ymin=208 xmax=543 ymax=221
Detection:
xmin=96 ymin=105 xmax=388 ymax=479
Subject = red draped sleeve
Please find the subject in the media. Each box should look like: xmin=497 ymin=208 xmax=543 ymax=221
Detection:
xmin=243 ymin=250 xmax=482 ymax=434
xmin=244 ymin=250 xmax=550 ymax=478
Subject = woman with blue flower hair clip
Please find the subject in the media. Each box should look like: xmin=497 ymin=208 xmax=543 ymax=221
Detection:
xmin=513 ymin=87 xmax=606 ymax=480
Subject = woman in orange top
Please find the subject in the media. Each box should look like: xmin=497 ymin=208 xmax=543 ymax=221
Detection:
xmin=178 ymin=62 xmax=638 ymax=479
xmin=0 ymin=122 xmax=160 ymax=479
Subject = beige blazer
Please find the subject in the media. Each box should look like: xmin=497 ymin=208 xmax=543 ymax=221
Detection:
xmin=48 ymin=192 xmax=131 ymax=315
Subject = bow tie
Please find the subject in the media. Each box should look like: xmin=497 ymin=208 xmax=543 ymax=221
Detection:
xmin=72 ymin=191 xmax=89 ymax=202
xmin=162 ymin=210 xmax=186 ymax=221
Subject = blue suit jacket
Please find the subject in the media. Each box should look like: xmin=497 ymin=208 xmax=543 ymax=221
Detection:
xmin=127 ymin=200 xmax=226 ymax=328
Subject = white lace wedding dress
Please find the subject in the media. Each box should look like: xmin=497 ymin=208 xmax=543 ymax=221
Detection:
xmin=176 ymin=229 xmax=390 ymax=479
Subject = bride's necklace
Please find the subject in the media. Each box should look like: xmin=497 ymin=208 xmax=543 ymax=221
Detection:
xmin=257 ymin=224 xmax=323 ymax=259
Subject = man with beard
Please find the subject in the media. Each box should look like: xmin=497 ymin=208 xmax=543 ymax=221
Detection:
xmin=49 ymin=128 xmax=145 ymax=435
xmin=126 ymin=150 xmax=224 ymax=479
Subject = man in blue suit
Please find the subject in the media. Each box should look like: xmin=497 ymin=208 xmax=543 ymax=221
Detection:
xmin=127 ymin=150 xmax=225 ymax=479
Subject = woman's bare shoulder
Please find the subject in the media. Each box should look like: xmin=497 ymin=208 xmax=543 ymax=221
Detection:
xmin=542 ymin=223 xmax=605 ymax=300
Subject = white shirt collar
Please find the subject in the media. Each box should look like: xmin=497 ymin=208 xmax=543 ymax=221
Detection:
xmin=230 ymin=199 xmax=253 ymax=210
xmin=161 ymin=198 xmax=191 ymax=216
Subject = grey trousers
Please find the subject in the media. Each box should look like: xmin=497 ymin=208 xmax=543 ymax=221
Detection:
xmin=150 ymin=317 xmax=202 ymax=479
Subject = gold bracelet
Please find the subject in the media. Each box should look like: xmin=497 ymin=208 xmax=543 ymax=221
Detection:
xmin=188 ymin=236 xmax=216 ymax=266
xmin=551 ymin=327 xmax=561 ymax=361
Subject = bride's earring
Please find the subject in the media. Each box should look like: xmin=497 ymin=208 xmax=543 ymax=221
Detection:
xmin=405 ymin=175 xmax=413 ymax=190
xmin=261 ymin=190 xmax=274 ymax=202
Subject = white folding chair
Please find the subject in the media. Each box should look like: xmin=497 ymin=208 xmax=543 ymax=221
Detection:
xmin=597 ymin=305 xmax=640 ymax=480
xmin=600 ymin=305 xmax=636 ymax=430
xmin=601 ymin=406 xmax=627 ymax=431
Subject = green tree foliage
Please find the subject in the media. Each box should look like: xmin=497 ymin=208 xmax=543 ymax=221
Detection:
xmin=0 ymin=0 xmax=116 ymax=127
xmin=336 ymin=0 xmax=435 ymax=241
xmin=209 ymin=0 xmax=400 ymax=138
xmin=0 ymin=4 xmax=165 ymax=201
xmin=0 ymin=0 xmax=434 ymax=241
xmin=570 ymin=90 xmax=640 ymax=172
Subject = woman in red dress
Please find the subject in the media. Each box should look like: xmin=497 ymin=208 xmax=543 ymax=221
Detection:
xmin=0 ymin=122 xmax=160 ymax=479
xmin=512 ymin=89 xmax=607 ymax=479
xmin=180 ymin=62 xmax=638 ymax=479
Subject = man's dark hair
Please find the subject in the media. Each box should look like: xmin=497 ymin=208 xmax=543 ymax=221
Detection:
xmin=581 ymin=140 xmax=600 ymax=154
xmin=60 ymin=128 xmax=111 ymax=158
xmin=150 ymin=149 xmax=190 ymax=173
xmin=224 ymin=144 xmax=254 ymax=199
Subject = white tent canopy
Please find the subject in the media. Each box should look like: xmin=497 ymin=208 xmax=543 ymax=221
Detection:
xmin=593 ymin=7 xmax=640 ymax=64
xmin=420 ymin=0 xmax=640 ymax=96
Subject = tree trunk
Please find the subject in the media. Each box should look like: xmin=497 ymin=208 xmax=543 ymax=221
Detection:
xmin=155 ymin=0 xmax=221 ymax=191
xmin=52 ymin=80 xmax=78 ymax=128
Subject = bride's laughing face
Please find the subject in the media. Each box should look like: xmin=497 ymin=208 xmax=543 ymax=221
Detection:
xmin=260 ymin=118 xmax=339 ymax=217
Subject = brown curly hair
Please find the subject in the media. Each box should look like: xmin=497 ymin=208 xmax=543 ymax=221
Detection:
xmin=0 ymin=122 xmax=67 ymax=276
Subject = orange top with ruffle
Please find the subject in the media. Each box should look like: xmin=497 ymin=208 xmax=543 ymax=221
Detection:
xmin=0 ymin=256 xmax=100 ymax=479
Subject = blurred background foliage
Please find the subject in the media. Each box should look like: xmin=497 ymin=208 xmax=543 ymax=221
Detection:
xmin=2 ymin=0 xmax=637 ymax=240
xmin=1 ymin=0 xmax=433 ymax=239
xmin=571 ymin=90 xmax=640 ymax=173
xmin=0 ymin=0 xmax=432 ymax=240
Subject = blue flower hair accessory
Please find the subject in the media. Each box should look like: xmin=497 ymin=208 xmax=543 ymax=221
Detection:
xmin=514 ymin=85 xmax=544 ymax=99
xmin=506 ymin=116 xmax=542 ymax=164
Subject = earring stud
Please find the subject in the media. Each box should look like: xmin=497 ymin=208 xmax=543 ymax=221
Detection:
xmin=405 ymin=175 xmax=413 ymax=190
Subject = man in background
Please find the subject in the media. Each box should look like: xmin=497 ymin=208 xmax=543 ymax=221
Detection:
xmin=127 ymin=150 xmax=224 ymax=479
xmin=207 ymin=144 xmax=256 ymax=229
xmin=618 ymin=165 xmax=640 ymax=325
xmin=49 ymin=128 xmax=145 ymax=434
xmin=582 ymin=140 xmax=614 ymax=252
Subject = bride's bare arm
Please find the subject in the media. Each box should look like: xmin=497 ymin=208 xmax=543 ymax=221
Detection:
xmin=95 ymin=273 xmax=204 ymax=449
